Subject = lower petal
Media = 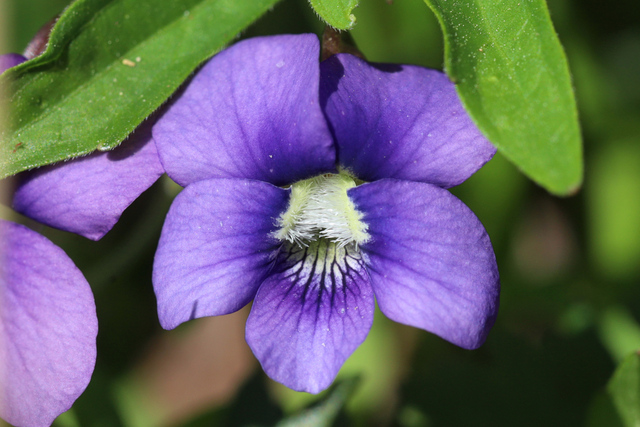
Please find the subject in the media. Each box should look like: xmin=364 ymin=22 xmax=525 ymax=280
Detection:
xmin=246 ymin=240 xmax=374 ymax=393
xmin=349 ymin=179 xmax=500 ymax=349
xmin=12 ymin=119 xmax=164 ymax=241
xmin=153 ymin=178 xmax=289 ymax=330
xmin=0 ymin=220 xmax=97 ymax=427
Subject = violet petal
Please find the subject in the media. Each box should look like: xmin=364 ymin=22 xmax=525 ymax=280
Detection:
xmin=153 ymin=178 xmax=288 ymax=330
xmin=349 ymin=179 xmax=500 ymax=349
xmin=0 ymin=54 xmax=26 ymax=73
xmin=0 ymin=220 xmax=97 ymax=427
xmin=153 ymin=34 xmax=336 ymax=187
xmin=12 ymin=119 xmax=164 ymax=241
xmin=246 ymin=241 xmax=374 ymax=393
xmin=321 ymin=54 xmax=496 ymax=187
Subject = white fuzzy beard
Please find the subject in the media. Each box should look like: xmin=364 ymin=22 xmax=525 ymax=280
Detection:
xmin=274 ymin=173 xmax=370 ymax=249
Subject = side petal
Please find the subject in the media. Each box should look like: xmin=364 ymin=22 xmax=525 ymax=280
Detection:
xmin=321 ymin=54 xmax=496 ymax=187
xmin=0 ymin=220 xmax=97 ymax=427
xmin=246 ymin=241 xmax=374 ymax=393
xmin=12 ymin=119 xmax=164 ymax=241
xmin=153 ymin=34 xmax=336 ymax=187
xmin=153 ymin=178 xmax=288 ymax=330
xmin=349 ymin=179 xmax=500 ymax=349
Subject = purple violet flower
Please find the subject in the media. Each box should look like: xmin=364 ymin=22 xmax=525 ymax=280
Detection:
xmin=0 ymin=219 xmax=97 ymax=427
xmin=152 ymin=34 xmax=500 ymax=393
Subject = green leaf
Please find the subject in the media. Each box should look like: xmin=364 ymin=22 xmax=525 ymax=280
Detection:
xmin=423 ymin=0 xmax=583 ymax=195
xmin=276 ymin=377 xmax=359 ymax=427
xmin=607 ymin=351 xmax=640 ymax=427
xmin=308 ymin=0 xmax=358 ymax=30
xmin=0 ymin=0 xmax=280 ymax=179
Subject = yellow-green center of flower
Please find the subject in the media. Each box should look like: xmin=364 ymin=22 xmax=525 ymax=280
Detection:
xmin=274 ymin=172 xmax=370 ymax=249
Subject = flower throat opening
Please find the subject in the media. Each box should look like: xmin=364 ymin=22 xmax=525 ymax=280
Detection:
xmin=274 ymin=173 xmax=370 ymax=249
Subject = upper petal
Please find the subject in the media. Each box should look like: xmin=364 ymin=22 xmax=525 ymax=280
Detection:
xmin=153 ymin=34 xmax=336 ymax=187
xmin=0 ymin=220 xmax=97 ymax=427
xmin=321 ymin=54 xmax=496 ymax=187
xmin=12 ymin=119 xmax=164 ymax=241
xmin=246 ymin=240 xmax=374 ymax=393
xmin=153 ymin=178 xmax=289 ymax=330
xmin=349 ymin=179 xmax=500 ymax=349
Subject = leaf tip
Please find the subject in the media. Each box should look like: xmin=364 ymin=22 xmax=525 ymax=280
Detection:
xmin=308 ymin=0 xmax=359 ymax=31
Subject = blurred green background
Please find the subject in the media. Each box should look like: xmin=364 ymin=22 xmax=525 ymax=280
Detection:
xmin=2 ymin=0 xmax=640 ymax=425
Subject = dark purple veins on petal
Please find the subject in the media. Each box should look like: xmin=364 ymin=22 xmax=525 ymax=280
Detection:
xmin=246 ymin=239 xmax=374 ymax=394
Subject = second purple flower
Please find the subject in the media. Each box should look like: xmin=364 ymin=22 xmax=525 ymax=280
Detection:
xmin=151 ymin=34 xmax=500 ymax=393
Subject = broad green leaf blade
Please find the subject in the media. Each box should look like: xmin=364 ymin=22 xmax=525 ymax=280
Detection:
xmin=607 ymin=351 xmax=640 ymax=427
xmin=424 ymin=0 xmax=583 ymax=195
xmin=308 ymin=0 xmax=358 ymax=30
xmin=0 ymin=0 xmax=280 ymax=179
